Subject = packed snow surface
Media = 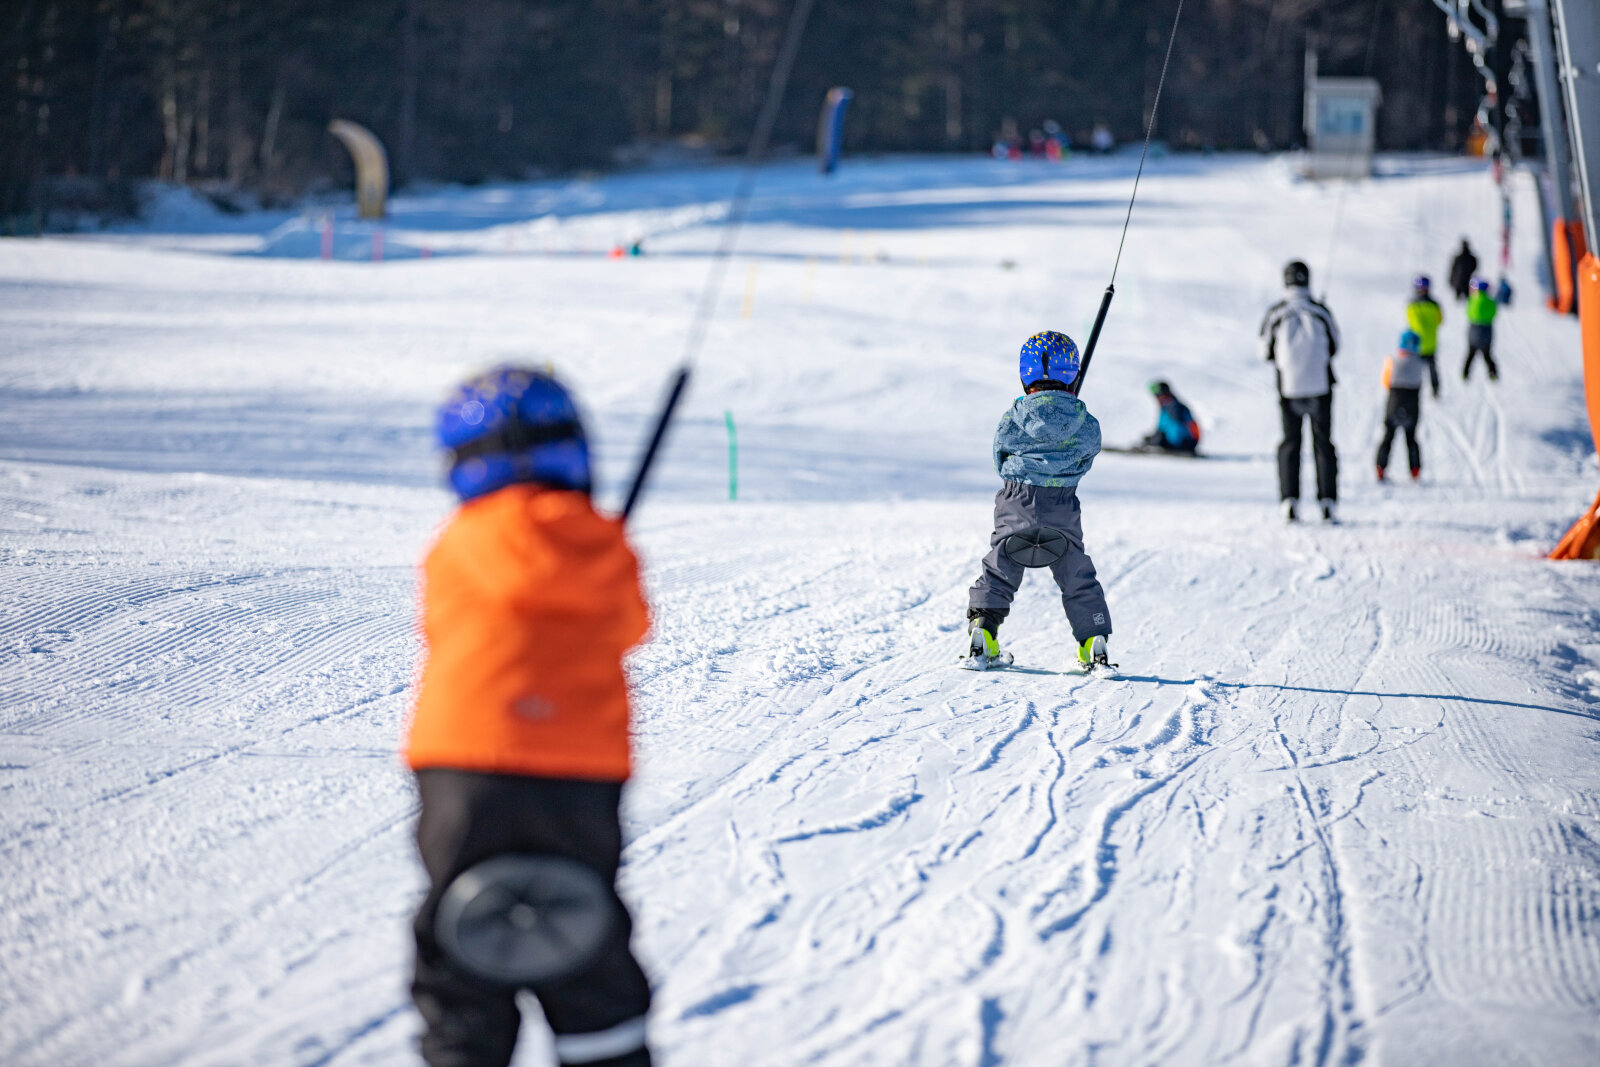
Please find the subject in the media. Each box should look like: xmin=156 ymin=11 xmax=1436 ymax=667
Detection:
xmin=3 ymin=154 xmax=1600 ymax=1066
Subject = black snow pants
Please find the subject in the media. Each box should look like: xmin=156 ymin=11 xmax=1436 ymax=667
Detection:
xmin=1376 ymin=387 xmax=1421 ymax=474
xmin=1419 ymin=353 xmax=1441 ymax=397
xmin=1278 ymin=393 xmax=1338 ymax=503
xmin=968 ymin=481 xmax=1111 ymax=643
xmin=412 ymin=769 xmax=652 ymax=1067
xmin=1463 ymin=324 xmax=1498 ymax=380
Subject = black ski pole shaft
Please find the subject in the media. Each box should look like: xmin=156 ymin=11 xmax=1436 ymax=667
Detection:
xmin=1069 ymin=0 xmax=1182 ymax=395
xmin=620 ymin=366 xmax=691 ymax=522
xmin=1069 ymin=284 xmax=1115 ymax=395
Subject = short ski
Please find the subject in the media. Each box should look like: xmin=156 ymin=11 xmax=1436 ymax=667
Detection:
xmin=961 ymin=625 xmax=1013 ymax=671
xmin=1075 ymin=635 xmax=1118 ymax=677
xmin=1101 ymin=445 xmax=1206 ymax=458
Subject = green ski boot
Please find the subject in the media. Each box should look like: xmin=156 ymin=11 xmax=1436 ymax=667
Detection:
xmin=1076 ymin=634 xmax=1117 ymax=675
xmin=960 ymin=619 xmax=1013 ymax=671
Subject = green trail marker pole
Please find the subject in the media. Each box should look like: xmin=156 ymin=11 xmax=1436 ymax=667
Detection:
xmin=725 ymin=410 xmax=738 ymax=501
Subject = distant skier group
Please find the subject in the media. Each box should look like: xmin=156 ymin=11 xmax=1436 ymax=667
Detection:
xmin=1251 ymin=238 xmax=1509 ymax=520
xmin=1380 ymin=242 xmax=1506 ymax=485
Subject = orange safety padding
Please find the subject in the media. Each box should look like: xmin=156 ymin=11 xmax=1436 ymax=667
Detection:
xmin=1551 ymin=220 xmax=1588 ymax=315
xmin=1552 ymin=489 xmax=1600 ymax=559
xmin=1550 ymin=253 xmax=1600 ymax=559
xmin=405 ymin=485 xmax=650 ymax=779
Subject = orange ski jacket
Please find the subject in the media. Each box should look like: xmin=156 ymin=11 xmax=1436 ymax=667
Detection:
xmin=405 ymin=485 xmax=649 ymax=781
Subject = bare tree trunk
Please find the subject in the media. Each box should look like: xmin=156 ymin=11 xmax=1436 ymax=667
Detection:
xmin=259 ymin=78 xmax=285 ymax=184
xmin=154 ymin=0 xmax=179 ymax=181
xmin=160 ymin=78 xmax=179 ymax=180
xmin=944 ymin=0 xmax=963 ymax=144
xmin=173 ymin=106 xmax=194 ymax=183
xmin=88 ymin=2 xmax=121 ymax=178
xmin=194 ymin=67 xmax=210 ymax=176
xmin=654 ymin=5 xmax=676 ymax=136
xmin=399 ymin=0 xmax=421 ymax=181
xmin=226 ymin=0 xmax=248 ymax=185
xmin=29 ymin=1 xmax=59 ymax=227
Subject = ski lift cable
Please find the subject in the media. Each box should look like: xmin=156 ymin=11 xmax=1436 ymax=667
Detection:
xmin=1319 ymin=0 xmax=1387 ymax=302
xmin=1110 ymin=0 xmax=1187 ymax=289
xmin=1070 ymin=0 xmax=1187 ymax=395
xmin=621 ymin=0 xmax=819 ymax=520
xmin=677 ymin=0 xmax=818 ymax=369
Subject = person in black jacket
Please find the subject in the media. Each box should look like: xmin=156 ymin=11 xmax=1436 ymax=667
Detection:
xmin=1448 ymin=239 xmax=1478 ymax=302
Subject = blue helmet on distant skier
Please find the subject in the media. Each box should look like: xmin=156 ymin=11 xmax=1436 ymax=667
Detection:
xmin=1399 ymin=330 xmax=1422 ymax=353
xmin=1018 ymin=331 xmax=1081 ymax=390
xmin=435 ymin=365 xmax=591 ymax=502
xmin=1412 ymin=274 xmax=1431 ymax=294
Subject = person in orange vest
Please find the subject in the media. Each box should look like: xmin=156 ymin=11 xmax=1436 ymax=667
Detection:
xmin=404 ymin=366 xmax=653 ymax=1067
xmin=1376 ymin=330 xmax=1426 ymax=482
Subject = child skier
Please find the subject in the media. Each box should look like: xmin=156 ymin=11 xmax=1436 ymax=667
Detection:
xmin=964 ymin=331 xmax=1113 ymax=672
xmin=1463 ymin=277 xmax=1499 ymax=381
xmin=1376 ymin=330 xmax=1426 ymax=482
xmin=405 ymin=366 xmax=653 ymax=1067
xmin=1141 ymin=380 xmax=1201 ymax=454
xmin=1405 ymin=275 xmax=1443 ymax=398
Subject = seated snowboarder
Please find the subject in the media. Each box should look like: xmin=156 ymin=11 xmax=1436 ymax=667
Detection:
xmin=964 ymin=331 xmax=1113 ymax=672
xmin=1141 ymin=380 xmax=1201 ymax=453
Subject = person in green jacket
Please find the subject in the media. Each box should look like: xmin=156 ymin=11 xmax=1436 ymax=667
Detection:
xmin=1463 ymin=277 xmax=1499 ymax=381
xmin=1405 ymin=275 xmax=1443 ymax=397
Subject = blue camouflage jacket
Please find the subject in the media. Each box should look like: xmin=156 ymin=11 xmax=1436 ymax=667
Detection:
xmin=993 ymin=389 xmax=1102 ymax=487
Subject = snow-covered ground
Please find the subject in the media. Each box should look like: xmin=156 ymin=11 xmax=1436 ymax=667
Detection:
xmin=3 ymin=153 xmax=1599 ymax=1066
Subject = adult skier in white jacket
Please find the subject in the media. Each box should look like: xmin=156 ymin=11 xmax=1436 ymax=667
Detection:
xmin=1260 ymin=259 xmax=1341 ymax=522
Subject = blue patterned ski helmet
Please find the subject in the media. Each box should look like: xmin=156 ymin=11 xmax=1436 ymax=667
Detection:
xmin=1018 ymin=331 xmax=1081 ymax=389
xmin=1399 ymin=330 xmax=1421 ymax=352
xmin=435 ymin=365 xmax=591 ymax=501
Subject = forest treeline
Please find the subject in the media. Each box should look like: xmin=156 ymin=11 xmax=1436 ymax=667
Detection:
xmin=4 ymin=0 xmax=1484 ymax=220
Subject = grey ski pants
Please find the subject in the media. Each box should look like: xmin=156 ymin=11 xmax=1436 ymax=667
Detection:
xmin=968 ymin=481 xmax=1112 ymax=643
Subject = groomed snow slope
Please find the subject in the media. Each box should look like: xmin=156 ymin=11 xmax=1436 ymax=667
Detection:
xmin=3 ymin=154 xmax=1600 ymax=1066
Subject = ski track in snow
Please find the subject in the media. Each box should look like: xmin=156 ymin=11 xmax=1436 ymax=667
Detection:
xmin=2 ymin=155 xmax=1599 ymax=1065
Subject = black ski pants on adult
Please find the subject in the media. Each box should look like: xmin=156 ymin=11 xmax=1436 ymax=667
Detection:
xmin=412 ymin=769 xmax=652 ymax=1067
xmin=968 ymin=481 xmax=1111 ymax=643
xmin=1376 ymin=387 xmax=1421 ymax=473
xmin=1278 ymin=393 xmax=1338 ymax=502
xmin=1463 ymin=324 xmax=1498 ymax=380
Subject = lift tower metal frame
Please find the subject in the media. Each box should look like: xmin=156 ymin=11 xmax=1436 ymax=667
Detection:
xmin=1523 ymin=0 xmax=1584 ymax=310
xmin=1549 ymin=0 xmax=1600 ymax=557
